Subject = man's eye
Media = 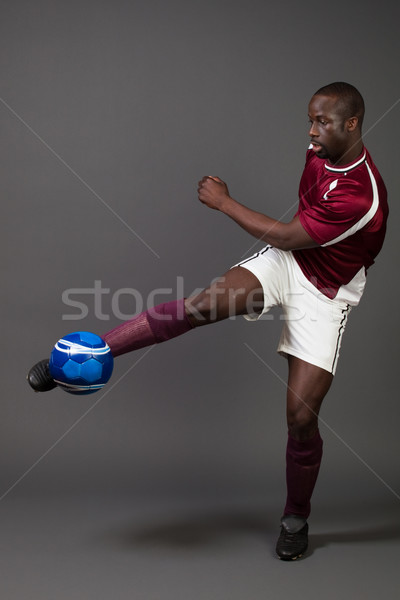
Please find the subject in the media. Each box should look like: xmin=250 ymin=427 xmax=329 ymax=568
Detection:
xmin=319 ymin=120 xmax=327 ymax=125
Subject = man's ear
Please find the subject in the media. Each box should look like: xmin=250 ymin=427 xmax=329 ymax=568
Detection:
xmin=347 ymin=116 xmax=359 ymax=132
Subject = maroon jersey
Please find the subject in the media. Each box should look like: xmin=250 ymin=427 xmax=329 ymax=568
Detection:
xmin=293 ymin=147 xmax=388 ymax=303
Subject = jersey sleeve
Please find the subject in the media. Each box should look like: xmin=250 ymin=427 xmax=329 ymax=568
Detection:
xmin=298 ymin=178 xmax=373 ymax=247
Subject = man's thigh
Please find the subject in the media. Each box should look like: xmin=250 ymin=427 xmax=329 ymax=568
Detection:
xmin=286 ymin=355 xmax=333 ymax=440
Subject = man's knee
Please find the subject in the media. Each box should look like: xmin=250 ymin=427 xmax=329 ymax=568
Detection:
xmin=184 ymin=268 xmax=264 ymax=326
xmin=287 ymin=407 xmax=319 ymax=441
xmin=185 ymin=284 xmax=247 ymax=326
xmin=185 ymin=292 xmax=216 ymax=326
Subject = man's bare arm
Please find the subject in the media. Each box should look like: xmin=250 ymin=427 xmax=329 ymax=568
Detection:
xmin=197 ymin=176 xmax=316 ymax=251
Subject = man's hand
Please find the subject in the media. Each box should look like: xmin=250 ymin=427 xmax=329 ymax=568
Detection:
xmin=197 ymin=176 xmax=231 ymax=211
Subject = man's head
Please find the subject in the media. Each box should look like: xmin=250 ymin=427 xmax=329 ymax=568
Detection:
xmin=308 ymin=82 xmax=365 ymax=165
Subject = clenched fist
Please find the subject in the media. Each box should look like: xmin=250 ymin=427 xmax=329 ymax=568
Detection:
xmin=197 ymin=176 xmax=231 ymax=211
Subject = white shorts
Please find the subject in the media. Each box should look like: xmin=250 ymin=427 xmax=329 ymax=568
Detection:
xmin=234 ymin=246 xmax=352 ymax=375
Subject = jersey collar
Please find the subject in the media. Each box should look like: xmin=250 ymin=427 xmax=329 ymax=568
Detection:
xmin=324 ymin=149 xmax=366 ymax=173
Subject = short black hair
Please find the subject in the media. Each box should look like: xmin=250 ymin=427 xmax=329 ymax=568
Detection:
xmin=314 ymin=82 xmax=365 ymax=129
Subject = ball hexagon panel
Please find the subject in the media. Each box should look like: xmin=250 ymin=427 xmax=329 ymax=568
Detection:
xmin=62 ymin=359 xmax=82 ymax=380
xmin=80 ymin=358 xmax=103 ymax=382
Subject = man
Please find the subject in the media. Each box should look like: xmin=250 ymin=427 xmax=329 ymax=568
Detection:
xmin=28 ymin=82 xmax=388 ymax=560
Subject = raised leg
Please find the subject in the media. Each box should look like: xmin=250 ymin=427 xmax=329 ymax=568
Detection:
xmin=27 ymin=266 xmax=263 ymax=390
xmin=103 ymin=266 xmax=263 ymax=356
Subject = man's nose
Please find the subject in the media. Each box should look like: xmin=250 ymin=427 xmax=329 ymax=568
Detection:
xmin=309 ymin=122 xmax=318 ymax=137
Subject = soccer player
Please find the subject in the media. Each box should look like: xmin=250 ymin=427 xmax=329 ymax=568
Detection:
xmin=28 ymin=82 xmax=388 ymax=560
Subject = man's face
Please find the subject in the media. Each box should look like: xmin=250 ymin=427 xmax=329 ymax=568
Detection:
xmin=308 ymin=94 xmax=353 ymax=165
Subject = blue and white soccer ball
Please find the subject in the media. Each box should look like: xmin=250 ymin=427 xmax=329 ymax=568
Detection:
xmin=49 ymin=331 xmax=114 ymax=395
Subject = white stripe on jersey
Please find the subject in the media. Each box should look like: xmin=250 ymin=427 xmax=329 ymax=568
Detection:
xmin=323 ymin=179 xmax=338 ymax=200
xmin=322 ymin=161 xmax=379 ymax=247
xmin=325 ymin=150 xmax=367 ymax=172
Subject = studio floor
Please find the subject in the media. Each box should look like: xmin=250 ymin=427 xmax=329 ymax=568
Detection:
xmin=0 ymin=491 xmax=399 ymax=599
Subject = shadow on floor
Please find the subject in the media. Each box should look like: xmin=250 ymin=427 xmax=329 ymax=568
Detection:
xmin=100 ymin=509 xmax=274 ymax=550
xmin=98 ymin=505 xmax=400 ymax=554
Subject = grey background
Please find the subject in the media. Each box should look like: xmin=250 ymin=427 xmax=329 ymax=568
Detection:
xmin=1 ymin=0 xmax=399 ymax=598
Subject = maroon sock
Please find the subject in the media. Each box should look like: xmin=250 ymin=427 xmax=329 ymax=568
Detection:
xmin=284 ymin=430 xmax=323 ymax=519
xmin=102 ymin=299 xmax=193 ymax=357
